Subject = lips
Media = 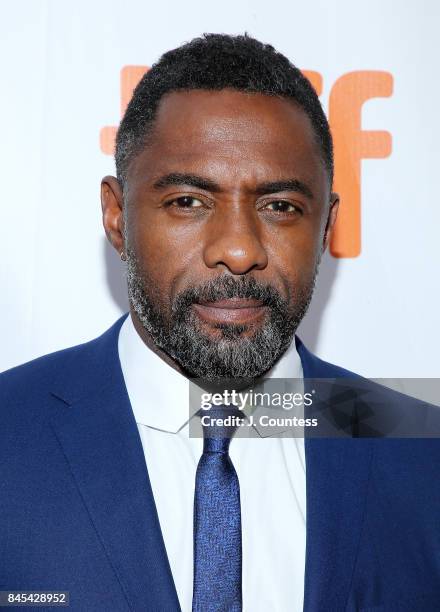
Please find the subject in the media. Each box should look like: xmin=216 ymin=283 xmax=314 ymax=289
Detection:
xmin=192 ymin=298 xmax=268 ymax=325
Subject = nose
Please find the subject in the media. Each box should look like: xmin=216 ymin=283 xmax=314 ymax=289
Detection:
xmin=203 ymin=208 xmax=268 ymax=274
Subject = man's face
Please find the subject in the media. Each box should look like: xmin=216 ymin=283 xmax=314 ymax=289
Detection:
xmin=102 ymin=89 xmax=338 ymax=380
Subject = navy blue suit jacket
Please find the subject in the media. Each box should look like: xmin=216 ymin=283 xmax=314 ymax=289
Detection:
xmin=1 ymin=315 xmax=440 ymax=611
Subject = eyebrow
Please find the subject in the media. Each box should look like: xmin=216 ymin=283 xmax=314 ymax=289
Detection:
xmin=153 ymin=173 xmax=221 ymax=192
xmin=152 ymin=172 xmax=314 ymax=199
xmin=254 ymin=179 xmax=313 ymax=199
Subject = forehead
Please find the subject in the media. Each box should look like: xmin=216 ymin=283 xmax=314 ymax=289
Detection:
xmin=129 ymin=89 xmax=327 ymax=190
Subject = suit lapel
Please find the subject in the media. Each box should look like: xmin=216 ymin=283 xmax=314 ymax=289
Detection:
xmin=49 ymin=316 xmax=181 ymax=612
xmin=296 ymin=337 xmax=374 ymax=611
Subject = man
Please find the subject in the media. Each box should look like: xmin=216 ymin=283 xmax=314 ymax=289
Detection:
xmin=1 ymin=33 xmax=439 ymax=612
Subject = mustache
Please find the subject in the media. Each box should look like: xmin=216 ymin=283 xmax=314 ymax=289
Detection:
xmin=172 ymin=275 xmax=287 ymax=312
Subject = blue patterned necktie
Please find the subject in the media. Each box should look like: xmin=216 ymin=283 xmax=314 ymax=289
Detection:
xmin=192 ymin=406 xmax=243 ymax=612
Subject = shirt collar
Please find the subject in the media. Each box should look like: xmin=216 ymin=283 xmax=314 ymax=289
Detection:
xmin=118 ymin=313 xmax=303 ymax=434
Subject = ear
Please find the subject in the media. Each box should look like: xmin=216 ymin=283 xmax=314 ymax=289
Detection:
xmin=101 ymin=176 xmax=125 ymax=256
xmin=322 ymin=192 xmax=340 ymax=253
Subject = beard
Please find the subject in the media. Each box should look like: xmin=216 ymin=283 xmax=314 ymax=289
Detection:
xmin=126 ymin=248 xmax=318 ymax=381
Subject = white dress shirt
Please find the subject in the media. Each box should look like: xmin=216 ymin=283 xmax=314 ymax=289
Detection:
xmin=118 ymin=314 xmax=306 ymax=612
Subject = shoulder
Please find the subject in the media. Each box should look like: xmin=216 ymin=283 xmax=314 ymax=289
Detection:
xmin=296 ymin=336 xmax=440 ymax=439
xmin=298 ymin=342 xmax=440 ymax=499
xmin=0 ymin=315 xmax=127 ymax=420
xmin=295 ymin=335 xmax=360 ymax=379
xmin=1 ymin=342 xmax=88 ymax=402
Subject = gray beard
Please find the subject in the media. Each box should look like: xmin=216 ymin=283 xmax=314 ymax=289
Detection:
xmin=126 ymin=248 xmax=317 ymax=381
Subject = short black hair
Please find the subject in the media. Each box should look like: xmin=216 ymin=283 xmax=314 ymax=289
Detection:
xmin=115 ymin=33 xmax=333 ymax=188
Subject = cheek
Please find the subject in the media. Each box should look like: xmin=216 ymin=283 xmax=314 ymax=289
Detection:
xmin=127 ymin=208 xmax=203 ymax=301
xmin=264 ymin=222 xmax=323 ymax=287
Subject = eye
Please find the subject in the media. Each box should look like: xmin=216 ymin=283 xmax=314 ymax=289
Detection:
xmin=264 ymin=200 xmax=300 ymax=214
xmin=168 ymin=196 xmax=204 ymax=208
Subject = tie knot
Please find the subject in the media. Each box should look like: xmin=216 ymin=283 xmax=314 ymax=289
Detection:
xmin=199 ymin=405 xmax=244 ymax=454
